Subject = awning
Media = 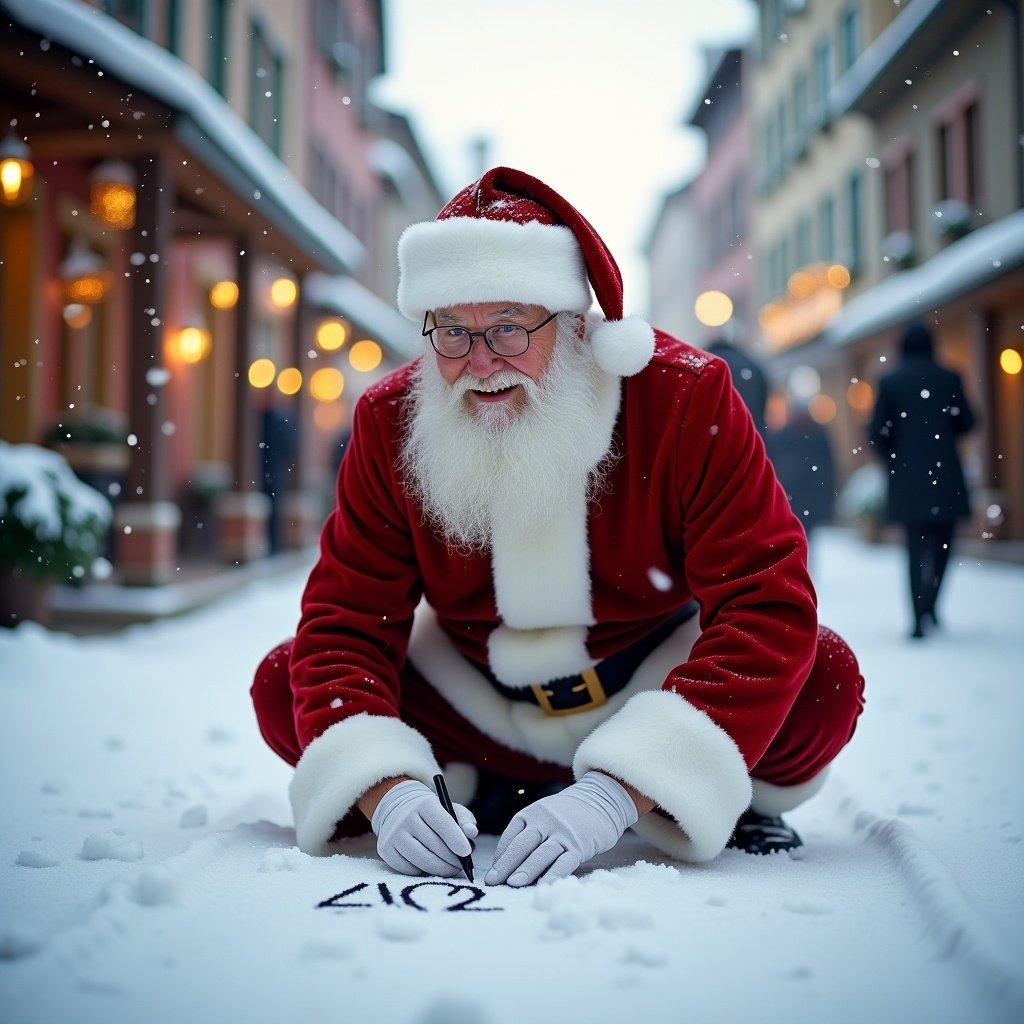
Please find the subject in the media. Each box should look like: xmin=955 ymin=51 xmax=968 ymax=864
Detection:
xmin=305 ymin=274 xmax=417 ymax=359
xmin=1 ymin=0 xmax=363 ymax=275
xmin=825 ymin=209 xmax=1024 ymax=349
xmin=829 ymin=0 xmax=967 ymax=118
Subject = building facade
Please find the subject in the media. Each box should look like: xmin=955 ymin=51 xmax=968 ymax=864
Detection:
xmin=826 ymin=0 xmax=1024 ymax=540
xmin=646 ymin=48 xmax=756 ymax=351
xmin=0 ymin=0 xmax=443 ymax=590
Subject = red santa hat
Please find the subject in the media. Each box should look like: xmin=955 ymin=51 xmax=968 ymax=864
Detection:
xmin=396 ymin=166 xmax=656 ymax=377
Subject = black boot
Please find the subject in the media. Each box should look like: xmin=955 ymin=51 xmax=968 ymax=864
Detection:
xmin=468 ymin=770 xmax=566 ymax=835
xmin=727 ymin=809 xmax=803 ymax=855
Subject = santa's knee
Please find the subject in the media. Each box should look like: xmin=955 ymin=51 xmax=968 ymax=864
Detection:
xmin=250 ymin=639 xmax=299 ymax=765
xmin=804 ymin=625 xmax=866 ymax=742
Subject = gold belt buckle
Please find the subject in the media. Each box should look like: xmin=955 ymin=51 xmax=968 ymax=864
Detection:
xmin=530 ymin=666 xmax=608 ymax=717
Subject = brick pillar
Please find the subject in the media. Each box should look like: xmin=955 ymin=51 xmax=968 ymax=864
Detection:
xmin=215 ymin=243 xmax=270 ymax=562
xmin=115 ymin=152 xmax=181 ymax=585
xmin=281 ymin=276 xmax=324 ymax=549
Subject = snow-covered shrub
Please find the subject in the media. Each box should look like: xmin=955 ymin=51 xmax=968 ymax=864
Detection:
xmin=931 ymin=198 xmax=972 ymax=241
xmin=43 ymin=406 xmax=125 ymax=446
xmin=0 ymin=442 xmax=112 ymax=582
xmin=837 ymin=463 xmax=886 ymax=522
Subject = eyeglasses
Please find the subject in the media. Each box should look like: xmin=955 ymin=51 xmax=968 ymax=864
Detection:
xmin=421 ymin=310 xmax=557 ymax=359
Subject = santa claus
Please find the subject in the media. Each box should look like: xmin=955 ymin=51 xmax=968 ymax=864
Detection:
xmin=251 ymin=167 xmax=865 ymax=887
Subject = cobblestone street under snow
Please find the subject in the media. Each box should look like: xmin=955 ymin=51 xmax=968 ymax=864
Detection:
xmin=1 ymin=529 xmax=1022 ymax=1023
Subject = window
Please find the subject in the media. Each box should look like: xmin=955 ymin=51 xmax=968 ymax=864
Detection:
xmin=105 ymin=0 xmax=147 ymax=35
xmin=249 ymin=19 xmax=284 ymax=155
xmin=884 ymin=148 xmax=915 ymax=235
xmin=839 ymin=6 xmax=860 ymax=73
xmin=314 ymin=0 xmax=354 ymax=68
xmin=813 ymin=37 xmax=834 ymax=116
xmin=847 ymin=170 xmax=863 ymax=274
xmin=166 ymin=0 xmax=181 ymax=55
xmin=818 ymin=193 xmax=836 ymax=262
xmin=208 ymin=0 xmax=229 ymax=95
xmin=795 ymin=213 xmax=813 ymax=268
xmin=310 ymin=140 xmax=338 ymax=216
xmin=775 ymin=101 xmax=788 ymax=173
xmin=793 ymin=70 xmax=809 ymax=148
xmin=935 ymin=99 xmax=982 ymax=208
xmin=729 ymin=175 xmax=746 ymax=243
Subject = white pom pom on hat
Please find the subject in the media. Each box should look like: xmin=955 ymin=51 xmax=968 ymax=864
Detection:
xmin=397 ymin=166 xmax=655 ymax=378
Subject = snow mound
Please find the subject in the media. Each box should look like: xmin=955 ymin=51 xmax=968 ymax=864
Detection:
xmin=416 ymin=995 xmax=492 ymax=1024
xmin=15 ymin=849 xmax=59 ymax=868
xmin=178 ymin=804 xmax=208 ymax=828
xmin=81 ymin=832 xmax=144 ymax=862
xmin=0 ymin=928 xmax=42 ymax=960
xmin=258 ymin=847 xmax=310 ymax=873
xmin=131 ymin=867 xmax=178 ymax=907
xmin=299 ymin=939 xmax=354 ymax=962
xmin=375 ymin=915 xmax=426 ymax=942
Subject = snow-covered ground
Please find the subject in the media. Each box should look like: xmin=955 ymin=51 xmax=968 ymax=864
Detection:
xmin=1 ymin=529 xmax=1022 ymax=1023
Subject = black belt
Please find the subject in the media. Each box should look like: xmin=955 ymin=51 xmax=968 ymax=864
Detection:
xmin=477 ymin=601 xmax=699 ymax=716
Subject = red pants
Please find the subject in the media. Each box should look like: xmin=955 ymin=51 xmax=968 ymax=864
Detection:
xmin=251 ymin=625 xmax=864 ymax=836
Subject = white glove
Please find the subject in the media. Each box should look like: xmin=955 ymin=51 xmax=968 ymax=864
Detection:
xmin=370 ymin=779 xmax=478 ymax=877
xmin=484 ymin=771 xmax=638 ymax=887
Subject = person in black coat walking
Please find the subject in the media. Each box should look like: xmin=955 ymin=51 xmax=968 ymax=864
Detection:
xmin=868 ymin=322 xmax=977 ymax=638
xmin=705 ymin=338 xmax=769 ymax=434
xmin=766 ymin=397 xmax=836 ymax=549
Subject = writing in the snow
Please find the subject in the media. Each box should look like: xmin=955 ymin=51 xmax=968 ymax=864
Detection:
xmin=317 ymin=881 xmax=504 ymax=912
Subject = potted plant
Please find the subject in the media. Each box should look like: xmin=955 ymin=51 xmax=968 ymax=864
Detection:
xmin=930 ymin=198 xmax=973 ymax=243
xmin=44 ymin=406 xmax=129 ymax=475
xmin=837 ymin=463 xmax=887 ymax=543
xmin=0 ymin=442 xmax=112 ymax=627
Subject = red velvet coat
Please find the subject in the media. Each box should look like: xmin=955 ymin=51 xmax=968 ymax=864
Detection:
xmin=286 ymin=331 xmax=819 ymax=862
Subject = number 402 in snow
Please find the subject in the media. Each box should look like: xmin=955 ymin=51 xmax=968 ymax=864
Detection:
xmin=317 ymin=881 xmax=503 ymax=913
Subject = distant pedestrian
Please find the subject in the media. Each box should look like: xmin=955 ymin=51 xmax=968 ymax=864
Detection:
xmin=259 ymin=396 xmax=299 ymax=554
xmin=766 ymin=397 xmax=836 ymax=550
xmin=705 ymin=337 xmax=768 ymax=434
xmin=868 ymin=322 xmax=977 ymax=638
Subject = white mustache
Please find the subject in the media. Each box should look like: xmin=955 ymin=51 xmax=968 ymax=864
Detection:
xmin=451 ymin=368 xmax=532 ymax=397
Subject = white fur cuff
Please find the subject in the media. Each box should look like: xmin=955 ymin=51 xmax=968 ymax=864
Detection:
xmin=396 ymin=216 xmax=591 ymax=319
xmin=289 ymin=713 xmax=441 ymax=856
xmin=573 ymin=690 xmax=752 ymax=862
xmin=750 ymin=769 xmax=829 ymax=816
xmin=487 ymin=624 xmax=594 ymax=688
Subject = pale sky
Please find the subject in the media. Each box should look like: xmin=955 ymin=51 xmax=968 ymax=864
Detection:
xmin=374 ymin=0 xmax=756 ymax=310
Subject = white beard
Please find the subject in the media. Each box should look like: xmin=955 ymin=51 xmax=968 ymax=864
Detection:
xmin=399 ymin=313 xmax=617 ymax=553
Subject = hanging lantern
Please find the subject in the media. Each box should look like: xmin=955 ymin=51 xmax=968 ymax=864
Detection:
xmin=270 ymin=277 xmax=297 ymax=309
xmin=348 ymin=339 xmax=383 ymax=373
xmin=209 ymin=280 xmax=239 ymax=310
xmin=59 ymin=242 xmax=110 ymax=305
xmin=168 ymin=310 xmax=212 ymax=365
xmin=89 ymin=159 xmax=137 ymax=230
xmin=0 ymin=134 xmax=34 ymax=206
xmin=315 ymin=318 xmax=347 ymax=351
xmin=62 ymin=304 xmax=93 ymax=330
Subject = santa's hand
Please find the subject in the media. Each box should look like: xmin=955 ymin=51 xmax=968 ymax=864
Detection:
xmin=370 ymin=779 xmax=477 ymax=877
xmin=484 ymin=772 xmax=638 ymax=887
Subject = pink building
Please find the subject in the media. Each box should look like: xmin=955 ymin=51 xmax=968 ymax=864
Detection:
xmin=686 ymin=48 xmax=757 ymax=347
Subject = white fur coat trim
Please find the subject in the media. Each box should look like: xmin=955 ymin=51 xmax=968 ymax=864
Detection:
xmin=397 ymin=217 xmax=591 ymax=320
xmin=289 ymin=713 xmax=441 ymax=857
xmin=486 ymin=370 xmax=622 ymax=686
xmin=573 ymin=690 xmax=752 ymax=863
xmin=406 ymin=599 xmax=704 ymax=769
xmin=750 ymin=769 xmax=829 ymax=816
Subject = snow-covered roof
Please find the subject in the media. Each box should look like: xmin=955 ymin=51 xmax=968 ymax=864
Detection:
xmin=2 ymin=0 xmax=363 ymax=275
xmin=369 ymin=139 xmax=430 ymax=206
xmin=305 ymin=274 xmax=417 ymax=359
xmin=825 ymin=209 xmax=1024 ymax=349
xmin=830 ymin=0 xmax=950 ymax=118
